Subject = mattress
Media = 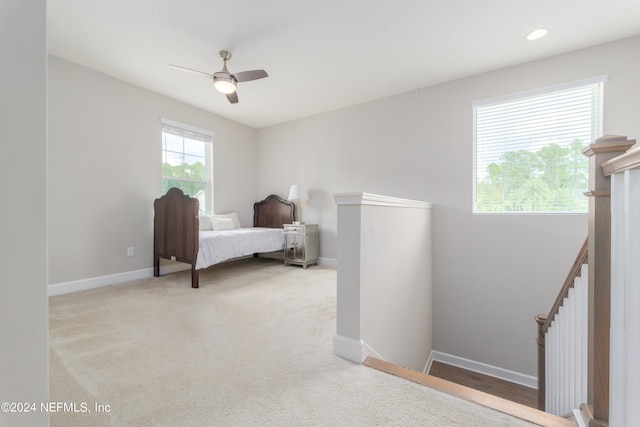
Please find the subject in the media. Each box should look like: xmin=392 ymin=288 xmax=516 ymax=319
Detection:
xmin=196 ymin=227 xmax=284 ymax=270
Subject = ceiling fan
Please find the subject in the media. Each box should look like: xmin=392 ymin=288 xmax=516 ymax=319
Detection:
xmin=169 ymin=50 xmax=268 ymax=104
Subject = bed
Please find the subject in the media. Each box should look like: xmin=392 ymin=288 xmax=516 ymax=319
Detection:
xmin=153 ymin=188 xmax=295 ymax=288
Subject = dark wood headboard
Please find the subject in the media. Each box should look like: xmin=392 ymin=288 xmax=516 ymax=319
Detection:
xmin=253 ymin=194 xmax=295 ymax=228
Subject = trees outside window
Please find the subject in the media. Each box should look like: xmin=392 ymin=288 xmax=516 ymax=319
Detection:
xmin=476 ymin=140 xmax=588 ymax=212
xmin=473 ymin=77 xmax=604 ymax=213
xmin=161 ymin=119 xmax=213 ymax=214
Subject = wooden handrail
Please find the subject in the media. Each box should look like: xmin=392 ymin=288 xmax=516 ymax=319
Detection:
xmin=535 ymin=237 xmax=588 ymax=410
xmin=601 ymin=140 xmax=640 ymax=176
xmin=540 ymin=237 xmax=589 ymax=334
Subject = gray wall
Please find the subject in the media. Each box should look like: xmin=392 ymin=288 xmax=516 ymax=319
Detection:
xmin=48 ymin=57 xmax=258 ymax=284
xmin=359 ymin=202 xmax=432 ymax=371
xmin=256 ymin=35 xmax=640 ymax=376
xmin=45 ymin=36 xmax=640 ymax=377
xmin=0 ymin=1 xmax=49 ymax=426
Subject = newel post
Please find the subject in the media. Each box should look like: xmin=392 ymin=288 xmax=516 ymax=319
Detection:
xmin=582 ymin=135 xmax=635 ymax=426
xmin=535 ymin=314 xmax=547 ymax=411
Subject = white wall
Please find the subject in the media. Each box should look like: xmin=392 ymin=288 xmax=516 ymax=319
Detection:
xmin=0 ymin=1 xmax=49 ymax=426
xmin=48 ymin=57 xmax=258 ymax=285
xmin=256 ymin=35 xmax=640 ymax=376
xmin=359 ymin=202 xmax=432 ymax=371
xmin=333 ymin=194 xmax=432 ymax=371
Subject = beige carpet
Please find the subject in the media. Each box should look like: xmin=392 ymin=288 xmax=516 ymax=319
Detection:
xmin=49 ymin=258 xmax=535 ymax=426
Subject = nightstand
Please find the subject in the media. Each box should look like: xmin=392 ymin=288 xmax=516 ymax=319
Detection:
xmin=284 ymin=224 xmax=318 ymax=268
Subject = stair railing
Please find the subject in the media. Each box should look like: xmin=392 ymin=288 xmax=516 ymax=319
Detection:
xmin=536 ymin=135 xmax=636 ymax=425
xmin=535 ymin=237 xmax=588 ymax=414
xmin=601 ymin=140 xmax=640 ymax=427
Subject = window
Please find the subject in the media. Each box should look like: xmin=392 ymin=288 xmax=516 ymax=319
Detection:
xmin=161 ymin=118 xmax=214 ymax=214
xmin=473 ymin=76 xmax=606 ymax=213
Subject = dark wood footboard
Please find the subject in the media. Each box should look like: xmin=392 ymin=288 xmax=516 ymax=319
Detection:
xmin=153 ymin=188 xmax=200 ymax=288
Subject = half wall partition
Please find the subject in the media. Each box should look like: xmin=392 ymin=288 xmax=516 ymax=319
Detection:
xmin=333 ymin=192 xmax=432 ymax=371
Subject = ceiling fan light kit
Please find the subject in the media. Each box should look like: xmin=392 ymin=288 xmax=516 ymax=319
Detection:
xmin=213 ymin=73 xmax=237 ymax=94
xmin=170 ymin=50 xmax=268 ymax=104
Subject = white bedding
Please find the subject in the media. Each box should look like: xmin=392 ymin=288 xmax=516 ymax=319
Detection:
xmin=196 ymin=227 xmax=284 ymax=270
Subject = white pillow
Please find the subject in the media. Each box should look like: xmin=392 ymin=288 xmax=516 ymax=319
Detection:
xmin=198 ymin=215 xmax=214 ymax=231
xmin=213 ymin=212 xmax=242 ymax=229
xmin=212 ymin=216 xmax=235 ymax=231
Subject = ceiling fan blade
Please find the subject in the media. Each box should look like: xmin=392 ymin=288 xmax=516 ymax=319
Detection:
xmin=233 ymin=69 xmax=268 ymax=82
xmin=169 ymin=64 xmax=213 ymax=78
xmin=225 ymin=91 xmax=239 ymax=104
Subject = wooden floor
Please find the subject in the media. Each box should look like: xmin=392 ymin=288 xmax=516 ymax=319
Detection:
xmin=364 ymin=357 xmax=575 ymax=427
xmin=428 ymin=361 xmax=538 ymax=408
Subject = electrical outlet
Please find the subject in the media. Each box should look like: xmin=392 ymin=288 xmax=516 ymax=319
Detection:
xmin=127 ymin=247 xmax=134 ymax=257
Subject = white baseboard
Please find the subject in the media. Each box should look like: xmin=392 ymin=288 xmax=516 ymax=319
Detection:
xmin=318 ymin=257 xmax=337 ymax=267
xmin=333 ymin=335 xmax=363 ymax=363
xmin=428 ymin=350 xmax=538 ymax=390
xmin=574 ymin=408 xmax=588 ymax=427
xmin=48 ymin=262 xmax=190 ymax=296
xmin=48 ymin=268 xmax=153 ymax=296
xmin=48 ymin=256 xmax=335 ymax=297
xmin=333 ymin=334 xmax=383 ymax=363
xmin=423 ymin=352 xmax=435 ymax=374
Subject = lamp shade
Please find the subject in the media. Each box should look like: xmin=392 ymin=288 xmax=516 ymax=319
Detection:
xmin=288 ymin=184 xmax=308 ymax=201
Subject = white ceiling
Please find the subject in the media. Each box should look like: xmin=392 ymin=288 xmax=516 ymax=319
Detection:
xmin=48 ymin=0 xmax=640 ymax=129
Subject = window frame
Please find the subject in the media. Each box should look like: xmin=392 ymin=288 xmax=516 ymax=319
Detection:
xmin=160 ymin=117 xmax=214 ymax=214
xmin=472 ymin=75 xmax=606 ymax=214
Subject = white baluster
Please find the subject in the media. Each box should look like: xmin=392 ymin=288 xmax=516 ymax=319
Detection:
xmin=546 ymin=323 xmax=553 ymax=412
xmin=544 ymin=263 xmax=589 ymax=417
xmin=610 ymin=172 xmax=625 ymax=427
xmin=567 ymin=286 xmax=576 ymax=412
xmin=624 ymin=169 xmax=640 ymax=425
xmin=577 ymin=266 xmax=589 ymax=406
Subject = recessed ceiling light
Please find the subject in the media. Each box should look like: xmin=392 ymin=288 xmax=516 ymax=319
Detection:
xmin=527 ymin=28 xmax=548 ymax=41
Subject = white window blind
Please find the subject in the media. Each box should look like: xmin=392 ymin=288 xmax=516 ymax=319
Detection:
xmin=161 ymin=118 xmax=214 ymax=214
xmin=473 ymin=76 xmax=605 ymax=213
